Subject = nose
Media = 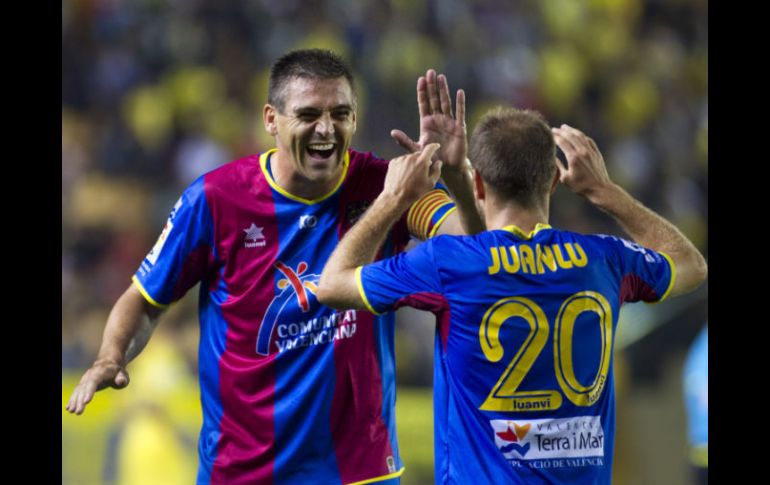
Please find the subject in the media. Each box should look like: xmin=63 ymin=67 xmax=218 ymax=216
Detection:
xmin=315 ymin=112 xmax=334 ymax=137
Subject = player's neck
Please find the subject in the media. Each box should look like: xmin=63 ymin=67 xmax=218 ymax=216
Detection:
xmin=483 ymin=198 xmax=549 ymax=234
xmin=270 ymin=151 xmax=344 ymax=201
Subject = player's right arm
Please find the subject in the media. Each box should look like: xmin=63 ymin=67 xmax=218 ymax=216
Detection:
xmin=66 ymin=284 xmax=162 ymax=415
xmin=318 ymin=144 xmax=442 ymax=309
xmin=553 ymin=124 xmax=707 ymax=297
xmin=67 ymin=176 xmax=214 ymax=415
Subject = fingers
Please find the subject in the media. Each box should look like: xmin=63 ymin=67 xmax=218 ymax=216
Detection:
xmin=438 ymin=74 xmax=453 ymax=118
xmin=66 ymin=381 xmax=95 ymax=415
xmin=552 ymin=127 xmax=577 ymax=159
xmin=65 ymin=390 xmax=78 ymax=414
xmin=425 ymin=70 xmax=442 ymax=114
xmin=558 ymin=124 xmax=598 ymax=154
xmin=554 ymin=151 xmax=568 ymax=175
xmin=419 ymin=143 xmax=441 ymax=164
xmin=420 ymin=70 xmax=464 ymax=123
xmin=113 ymin=369 xmax=130 ymax=389
xmin=390 ymin=129 xmax=421 ymax=153
xmin=416 ymin=76 xmax=430 ymax=119
xmin=456 ymin=89 xmax=466 ymax=126
xmin=429 ymin=159 xmax=443 ymax=184
xmin=65 ymin=361 xmax=130 ymax=415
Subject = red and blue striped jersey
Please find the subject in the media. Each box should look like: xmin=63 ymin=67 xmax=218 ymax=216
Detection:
xmin=133 ymin=149 xmax=452 ymax=485
xmin=358 ymin=224 xmax=674 ymax=485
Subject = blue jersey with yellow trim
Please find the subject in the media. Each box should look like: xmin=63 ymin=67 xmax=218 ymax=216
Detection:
xmin=359 ymin=224 xmax=673 ymax=485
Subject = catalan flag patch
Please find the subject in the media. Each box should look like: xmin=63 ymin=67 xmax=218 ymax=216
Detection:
xmin=407 ymin=188 xmax=456 ymax=240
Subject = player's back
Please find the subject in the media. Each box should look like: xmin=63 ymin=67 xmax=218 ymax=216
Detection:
xmin=426 ymin=224 xmax=673 ymax=484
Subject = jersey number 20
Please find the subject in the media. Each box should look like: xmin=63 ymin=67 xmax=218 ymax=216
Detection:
xmin=478 ymin=292 xmax=612 ymax=411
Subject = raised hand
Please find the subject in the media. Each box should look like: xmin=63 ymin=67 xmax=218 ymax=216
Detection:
xmin=391 ymin=69 xmax=467 ymax=174
xmin=552 ymin=124 xmax=613 ymax=201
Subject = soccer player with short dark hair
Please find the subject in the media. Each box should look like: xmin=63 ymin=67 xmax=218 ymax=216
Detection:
xmin=318 ymin=107 xmax=707 ymax=484
xmin=66 ymin=49 xmax=482 ymax=485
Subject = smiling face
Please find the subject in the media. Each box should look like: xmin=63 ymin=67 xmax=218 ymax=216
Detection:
xmin=263 ymin=76 xmax=357 ymax=194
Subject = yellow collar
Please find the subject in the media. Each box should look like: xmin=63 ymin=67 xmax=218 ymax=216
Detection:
xmin=259 ymin=148 xmax=349 ymax=205
xmin=501 ymin=223 xmax=552 ymax=240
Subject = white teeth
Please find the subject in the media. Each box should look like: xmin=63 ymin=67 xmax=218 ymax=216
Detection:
xmin=308 ymin=143 xmax=334 ymax=150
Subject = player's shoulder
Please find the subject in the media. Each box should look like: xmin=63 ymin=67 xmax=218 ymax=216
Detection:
xmin=341 ymin=149 xmax=389 ymax=198
xmin=197 ymin=152 xmax=265 ymax=194
xmin=347 ymin=148 xmax=388 ymax=173
xmin=426 ymin=231 xmax=490 ymax=257
xmin=204 ymin=153 xmax=262 ymax=180
xmin=537 ymin=227 xmax=616 ymax=248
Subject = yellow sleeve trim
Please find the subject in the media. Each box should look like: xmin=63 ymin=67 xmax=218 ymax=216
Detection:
xmin=355 ymin=266 xmax=381 ymax=315
xmin=428 ymin=206 xmax=457 ymax=238
xmin=131 ymin=275 xmax=170 ymax=309
xmin=657 ymin=252 xmax=676 ymax=302
xmin=346 ymin=467 xmax=405 ymax=485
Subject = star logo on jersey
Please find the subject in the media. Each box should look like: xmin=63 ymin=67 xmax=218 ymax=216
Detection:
xmin=255 ymin=261 xmax=320 ymax=355
xmin=244 ymin=223 xmax=266 ymax=248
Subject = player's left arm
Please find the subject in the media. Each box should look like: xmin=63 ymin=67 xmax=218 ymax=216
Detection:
xmin=553 ymin=124 xmax=707 ymax=297
xmin=391 ymin=69 xmax=485 ymax=237
xmin=318 ymin=144 xmax=442 ymax=309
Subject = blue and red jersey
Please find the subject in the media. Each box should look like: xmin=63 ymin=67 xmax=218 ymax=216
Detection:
xmin=133 ymin=149 xmax=454 ymax=485
xmin=358 ymin=224 xmax=674 ymax=484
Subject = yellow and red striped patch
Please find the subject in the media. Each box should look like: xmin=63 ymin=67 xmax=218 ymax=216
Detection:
xmin=407 ymin=189 xmax=454 ymax=240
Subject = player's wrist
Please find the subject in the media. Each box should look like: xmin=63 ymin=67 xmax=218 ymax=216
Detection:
xmin=440 ymin=160 xmax=472 ymax=191
xmin=439 ymin=155 xmax=469 ymax=173
xmin=94 ymin=350 xmax=126 ymax=368
xmin=374 ymin=191 xmax=413 ymax=218
xmin=584 ymin=182 xmax=627 ymax=210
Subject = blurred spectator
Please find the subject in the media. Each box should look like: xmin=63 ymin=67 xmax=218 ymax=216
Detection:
xmin=683 ymin=325 xmax=708 ymax=484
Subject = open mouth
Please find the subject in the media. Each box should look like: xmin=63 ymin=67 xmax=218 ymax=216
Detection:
xmin=306 ymin=143 xmax=335 ymax=160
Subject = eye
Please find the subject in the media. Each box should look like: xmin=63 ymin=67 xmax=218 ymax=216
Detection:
xmin=332 ymin=110 xmax=351 ymax=121
xmin=297 ymin=112 xmax=318 ymax=122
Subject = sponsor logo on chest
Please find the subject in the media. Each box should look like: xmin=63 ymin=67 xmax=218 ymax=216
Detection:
xmin=490 ymin=416 xmax=605 ymax=462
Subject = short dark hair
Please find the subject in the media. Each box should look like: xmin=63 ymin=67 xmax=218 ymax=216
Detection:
xmin=469 ymin=107 xmax=556 ymax=208
xmin=268 ymin=49 xmax=356 ymax=111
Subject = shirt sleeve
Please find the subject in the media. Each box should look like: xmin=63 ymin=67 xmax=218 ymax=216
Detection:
xmin=601 ymin=235 xmax=675 ymax=304
xmin=358 ymin=238 xmax=444 ymax=315
xmin=132 ymin=175 xmax=215 ymax=308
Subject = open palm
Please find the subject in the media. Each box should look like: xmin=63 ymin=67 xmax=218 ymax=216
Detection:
xmin=392 ymin=69 xmax=467 ymax=172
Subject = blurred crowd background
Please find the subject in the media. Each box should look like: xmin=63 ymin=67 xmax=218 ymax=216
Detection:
xmin=62 ymin=0 xmax=708 ymax=484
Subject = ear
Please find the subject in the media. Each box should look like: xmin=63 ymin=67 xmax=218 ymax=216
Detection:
xmin=263 ymin=104 xmax=278 ymax=136
xmin=473 ymin=169 xmax=486 ymax=201
xmin=549 ymin=170 xmax=560 ymax=195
